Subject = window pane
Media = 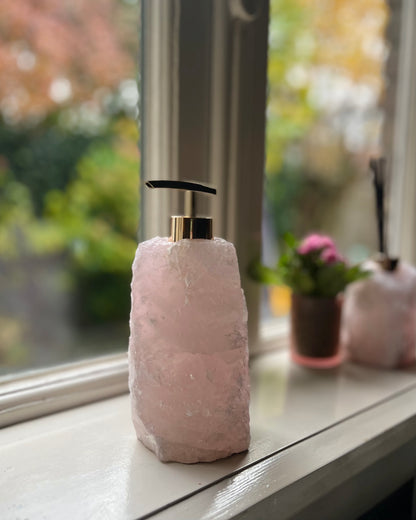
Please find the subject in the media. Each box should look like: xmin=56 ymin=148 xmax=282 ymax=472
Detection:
xmin=0 ymin=0 xmax=140 ymax=375
xmin=263 ymin=0 xmax=388 ymax=321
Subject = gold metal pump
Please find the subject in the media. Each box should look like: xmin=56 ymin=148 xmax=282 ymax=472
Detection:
xmin=145 ymin=180 xmax=216 ymax=241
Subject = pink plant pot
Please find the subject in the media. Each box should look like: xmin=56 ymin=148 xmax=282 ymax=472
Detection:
xmin=290 ymin=293 xmax=344 ymax=368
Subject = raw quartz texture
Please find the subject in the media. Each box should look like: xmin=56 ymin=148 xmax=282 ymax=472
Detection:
xmin=342 ymin=260 xmax=416 ymax=368
xmin=128 ymin=237 xmax=250 ymax=463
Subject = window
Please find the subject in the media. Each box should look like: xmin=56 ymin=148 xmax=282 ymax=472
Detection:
xmin=0 ymin=0 xmax=140 ymax=377
xmin=262 ymin=0 xmax=389 ymax=323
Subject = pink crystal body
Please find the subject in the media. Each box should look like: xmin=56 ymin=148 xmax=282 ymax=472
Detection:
xmin=128 ymin=237 xmax=250 ymax=463
xmin=342 ymin=260 xmax=416 ymax=368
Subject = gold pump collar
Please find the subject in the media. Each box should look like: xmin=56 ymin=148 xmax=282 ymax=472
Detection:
xmin=171 ymin=216 xmax=213 ymax=241
xmin=145 ymin=180 xmax=216 ymax=242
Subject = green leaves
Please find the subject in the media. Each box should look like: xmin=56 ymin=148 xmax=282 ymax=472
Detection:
xmin=249 ymin=233 xmax=370 ymax=297
xmin=283 ymin=231 xmax=297 ymax=249
xmin=248 ymin=259 xmax=281 ymax=286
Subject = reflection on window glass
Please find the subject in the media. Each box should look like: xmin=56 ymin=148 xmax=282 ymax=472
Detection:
xmin=0 ymin=0 xmax=140 ymax=375
xmin=263 ymin=0 xmax=388 ymax=321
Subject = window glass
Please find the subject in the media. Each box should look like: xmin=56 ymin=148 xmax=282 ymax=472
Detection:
xmin=0 ymin=0 xmax=139 ymax=375
xmin=262 ymin=0 xmax=388 ymax=322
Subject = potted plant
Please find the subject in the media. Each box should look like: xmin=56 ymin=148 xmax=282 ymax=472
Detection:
xmin=252 ymin=233 xmax=368 ymax=368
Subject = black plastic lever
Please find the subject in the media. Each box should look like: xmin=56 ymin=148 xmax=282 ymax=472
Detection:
xmin=145 ymin=180 xmax=216 ymax=196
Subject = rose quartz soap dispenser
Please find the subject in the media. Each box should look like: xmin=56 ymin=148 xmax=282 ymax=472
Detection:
xmin=342 ymin=158 xmax=416 ymax=368
xmin=128 ymin=180 xmax=250 ymax=463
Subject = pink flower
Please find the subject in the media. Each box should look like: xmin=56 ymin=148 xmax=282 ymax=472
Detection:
xmin=297 ymin=234 xmax=336 ymax=255
xmin=320 ymin=247 xmax=343 ymax=264
xmin=298 ymin=233 xmax=344 ymax=264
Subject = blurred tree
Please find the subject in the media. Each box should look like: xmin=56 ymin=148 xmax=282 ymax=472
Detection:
xmin=265 ymin=0 xmax=388 ymax=243
xmin=0 ymin=118 xmax=97 ymax=214
xmin=0 ymin=0 xmax=136 ymax=122
xmin=267 ymin=0 xmax=387 ymax=173
xmin=44 ymin=118 xmax=139 ymax=323
xmin=0 ymin=0 xmax=140 ymax=339
xmin=307 ymin=0 xmax=387 ymax=83
xmin=0 ymin=0 xmax=139 ymax=215
xmin=266 ymin=0 xmax=316 ymax=175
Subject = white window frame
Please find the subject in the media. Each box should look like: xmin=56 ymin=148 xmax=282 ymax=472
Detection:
xmin=0 ymin=354 xmax=128 ymax=427
xmin=387 ymin=0 xmax=416 ymax=263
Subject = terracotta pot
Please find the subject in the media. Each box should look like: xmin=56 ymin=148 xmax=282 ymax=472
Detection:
xmin=290 ymin=293 xmax=343 ymax=368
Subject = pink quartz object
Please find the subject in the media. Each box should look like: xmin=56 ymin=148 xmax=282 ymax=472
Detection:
xmin=342 ymin=260 xmax=416 ymax=368
xmin=128 ymin=236 xmax=250 ymax=463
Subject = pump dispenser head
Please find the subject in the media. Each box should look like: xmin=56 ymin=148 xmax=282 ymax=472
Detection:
xmin=145 ymin=180 xmax=216 ymax=241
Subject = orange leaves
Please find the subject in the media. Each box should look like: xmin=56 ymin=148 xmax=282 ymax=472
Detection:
xmin=0 ymin=0 xmax=137 ymax=119
xmin=300 ymin=0 xmax=389 ymax=83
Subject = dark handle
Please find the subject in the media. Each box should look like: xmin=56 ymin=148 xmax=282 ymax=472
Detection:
xmin=369 ymin=158 xmax=386 ymax=254
xmin=145 ymin=180 xmax=216 ymax=195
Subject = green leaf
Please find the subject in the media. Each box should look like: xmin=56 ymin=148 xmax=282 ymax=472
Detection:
xmin=248 ymin=259 xmax=281 ymax=285
xmin=283 ymin=231 xmax=298 ymax=249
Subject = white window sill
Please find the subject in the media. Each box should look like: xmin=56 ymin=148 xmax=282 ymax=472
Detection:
xmin=2 ymin=349 xmax=416 ymax=520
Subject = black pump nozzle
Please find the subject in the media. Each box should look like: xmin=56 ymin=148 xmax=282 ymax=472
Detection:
xmin=145 ymin=180 xmax=216 ymax=240
xmin=145 ymin=180 xmax=216 ymax=218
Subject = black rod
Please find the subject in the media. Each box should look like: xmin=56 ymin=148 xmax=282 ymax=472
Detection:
xmin=369 ymin=157 xmax=386 ymax=254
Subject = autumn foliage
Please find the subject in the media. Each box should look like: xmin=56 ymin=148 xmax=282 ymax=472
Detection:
xmin=0 ymin=0 xmax=136 ymax=120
